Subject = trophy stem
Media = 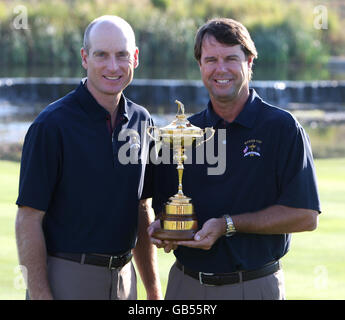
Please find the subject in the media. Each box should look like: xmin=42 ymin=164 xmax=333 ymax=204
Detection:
xmin=177 ymin=167 xmax=183 ymax=195
xmin=176 ymin=148 xmax=186 ymax=196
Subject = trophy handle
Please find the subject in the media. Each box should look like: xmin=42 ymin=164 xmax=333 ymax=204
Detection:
xmin=147 ymin=126 xmax=161 ymax=142
xmin=175 ymin=100 xmax=185 ymax=116
xmin=196 ymin=127 xmax=215 ymax=147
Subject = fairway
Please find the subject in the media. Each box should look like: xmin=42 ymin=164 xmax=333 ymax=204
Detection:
xmin=0 ymin=158 xmax=344 ymax=300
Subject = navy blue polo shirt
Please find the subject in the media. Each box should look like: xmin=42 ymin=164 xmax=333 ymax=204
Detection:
xmin=145 ymin=89 xmax=320 ymax=273
xmin=17 ymin=80 xmax=152 ymax=254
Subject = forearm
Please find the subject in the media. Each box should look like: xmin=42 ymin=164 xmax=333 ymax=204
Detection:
xmin=15 ymin=207 xmax=53 ymax=300
xmin=133 ymin=199 xmax=162 ymax=300
xmin=174 ymin=205 xmax=318 ymax=250
xmin=231 ymin=205 xmax=318 ymax=234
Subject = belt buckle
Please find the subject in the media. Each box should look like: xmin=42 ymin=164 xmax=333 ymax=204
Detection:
xmin=199 ymin=272 xmax=216 ymax=286
xmin=108 ymin=255 xmax=120 ymax=270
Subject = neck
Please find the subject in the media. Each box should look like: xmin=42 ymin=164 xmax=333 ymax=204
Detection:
xmin=211 ymin=87 xmax=250 ymax=123
xmin=86 ymin=82 xmax=121 ymax=115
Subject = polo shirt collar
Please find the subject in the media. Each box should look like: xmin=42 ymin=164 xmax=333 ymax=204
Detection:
xmin=75 ymin=78 xmax=129 ymax=122
xmin=205 ymin=88 xmax=261 ymax=128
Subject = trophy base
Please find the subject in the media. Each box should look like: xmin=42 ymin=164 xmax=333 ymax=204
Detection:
xmin=152 ymin=228 xmax=196 ymax=241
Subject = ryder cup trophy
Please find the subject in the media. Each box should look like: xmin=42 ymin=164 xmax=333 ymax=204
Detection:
xmin=147 ymin=100 xmax=215 ymax=240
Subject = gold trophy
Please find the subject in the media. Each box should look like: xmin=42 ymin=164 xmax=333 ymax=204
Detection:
xmin=147 ymin=100 xmax=215 ymax=240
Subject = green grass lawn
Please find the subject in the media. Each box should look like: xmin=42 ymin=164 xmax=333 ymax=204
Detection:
xmin=1 ymin=158 xmax=344 ymax=300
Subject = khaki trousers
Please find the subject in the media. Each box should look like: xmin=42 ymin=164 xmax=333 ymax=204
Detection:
xmin=165 ymin=261 xmax=285 ymax=300
xmin=26 ymin=255 xmax=137 ymax=300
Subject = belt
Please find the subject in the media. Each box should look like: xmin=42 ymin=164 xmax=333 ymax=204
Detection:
xmin=176 ymin=260 xmax=280 ymax=286
xmin=49 ymin=252 xmax=132 ymax=270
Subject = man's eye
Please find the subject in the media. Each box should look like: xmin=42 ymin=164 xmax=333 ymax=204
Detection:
xmin=227 ymin=57 xmax=237 ymax=61
xmin=118 ymin=53 xmax=130 ymax=60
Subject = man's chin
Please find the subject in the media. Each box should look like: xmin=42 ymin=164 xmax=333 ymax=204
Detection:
xmin=99 ymin=87 xmax=123 ymax=97
xmin=103 ymin=90 xmax=120 ymax=96
xmin=102 ymin=82 xmax=131 ymax=96
xmin=212 ymin=92 xmax=237 ymax=103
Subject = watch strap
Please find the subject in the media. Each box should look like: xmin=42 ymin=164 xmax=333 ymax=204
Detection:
xmin=223 ymin=214 xmax=236 ymax=237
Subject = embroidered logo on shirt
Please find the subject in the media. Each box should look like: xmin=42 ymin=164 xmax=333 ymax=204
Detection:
xmin=243 ymin=139 xmax=262 ymax=157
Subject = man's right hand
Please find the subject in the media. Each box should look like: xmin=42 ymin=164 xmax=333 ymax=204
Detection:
xmin=147 ymin=219 xmax=178 ymax=253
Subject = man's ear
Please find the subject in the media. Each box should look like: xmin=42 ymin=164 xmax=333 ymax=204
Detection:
xmin=80 ymin=47 xmax=88 ymax=70
xmin=198 ymin=60 xmax=202 ymax=70
xmin=247 ymin=55 xmax=254 ymax=69
xmin=133 ymin=47 xmax=139 ymax=69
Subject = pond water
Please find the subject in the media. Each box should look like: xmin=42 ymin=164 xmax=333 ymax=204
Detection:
xmin=1 ymin=101 xmax=344 ymax=160
xmin=1 ymin=62 xmax=345 ymax=81
xmin=1 ymin=64 xmax=344 ymax=157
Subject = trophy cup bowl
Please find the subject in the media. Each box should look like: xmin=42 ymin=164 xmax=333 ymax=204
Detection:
xmin=147 ymin=100 xmax=215 ymax=240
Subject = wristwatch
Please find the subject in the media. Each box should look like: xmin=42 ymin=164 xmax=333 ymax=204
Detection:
xmin=223 ymin=214 xmax=236 ymax=237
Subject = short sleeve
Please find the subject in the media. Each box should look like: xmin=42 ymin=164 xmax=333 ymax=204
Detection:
xmin=276 ymin=120 xmax=321 ymax=212
xmin=140 ymin=142 xmax=155 ymax=200
xmin=140 ymin=117 xmax=156 ymax=200
xmin=16 ymin=120 xmax=62 ymax=211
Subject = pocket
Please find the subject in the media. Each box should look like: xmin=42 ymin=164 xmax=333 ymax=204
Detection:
xmin=117 ymin=262 xmax=137 ymax=300
xmin=262 ymin=270 xmax=285 ymax=300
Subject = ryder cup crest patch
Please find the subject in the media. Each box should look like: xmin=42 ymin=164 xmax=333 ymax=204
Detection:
xmin=243 ymin=139 xmax=262 ymax=157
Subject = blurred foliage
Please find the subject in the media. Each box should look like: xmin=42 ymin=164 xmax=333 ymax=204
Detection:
xmin=306 ymin=125 xmax=345 ymax=159
xmin=0 ymin=0 xmax=344 ymax=78
xmin=151 ymin=0 xmax=171 ymax=11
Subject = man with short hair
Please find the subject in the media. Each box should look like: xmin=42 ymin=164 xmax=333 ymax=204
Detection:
xmin=15 ymin=15 xmax=162 ymax=300
xmin=147 ymin=18 xmax=320 ymax=300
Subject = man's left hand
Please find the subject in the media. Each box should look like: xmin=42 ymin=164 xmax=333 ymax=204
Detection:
xmin=174 ymin=217 xmax=226 ymax=250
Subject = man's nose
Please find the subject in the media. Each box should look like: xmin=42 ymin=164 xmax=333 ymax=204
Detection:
xmin=107 ymin=56 xmax=119 ymax=71
xmin=215 ymin=61 xmax=227 ymax=73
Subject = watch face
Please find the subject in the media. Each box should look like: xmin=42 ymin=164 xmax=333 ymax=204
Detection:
xmin=224 ymin=215 xmax=236 ymax=235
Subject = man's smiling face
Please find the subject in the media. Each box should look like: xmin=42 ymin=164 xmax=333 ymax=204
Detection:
xmin=81 ymin=21 xmax=138 ymax=101
xmin=199 ymin=35 xmax=253 ymax=105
